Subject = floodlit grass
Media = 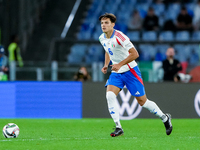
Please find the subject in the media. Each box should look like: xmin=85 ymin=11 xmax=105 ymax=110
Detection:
xmin=0 ymin=118 xmax=199 ymax=150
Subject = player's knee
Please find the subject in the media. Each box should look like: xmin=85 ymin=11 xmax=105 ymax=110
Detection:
xmin=138 ymin=100 xmax=145 ymax=106
xmin=140 ymin=99 xmax=147 ymax=106
xmin=106 ymin=91 xmax=116 ymax=101
xmin=136 ymin=96 xmax=147 ymax=106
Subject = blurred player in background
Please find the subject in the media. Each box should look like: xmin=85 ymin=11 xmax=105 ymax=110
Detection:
xmin=99 ymin=13 xmax=172 ymax=137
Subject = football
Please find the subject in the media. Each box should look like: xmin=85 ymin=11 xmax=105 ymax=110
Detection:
xmin=2 ymin=123 xmax=20 ymax=138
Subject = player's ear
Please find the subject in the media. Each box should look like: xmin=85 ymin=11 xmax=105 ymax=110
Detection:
xmin=112 ymin=23 xmax=115 ymax=28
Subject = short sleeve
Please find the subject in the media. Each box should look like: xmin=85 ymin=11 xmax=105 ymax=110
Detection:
xmin=115 ymin=31 xmax=134 ymax=51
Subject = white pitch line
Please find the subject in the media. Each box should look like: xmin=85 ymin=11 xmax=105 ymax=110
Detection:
xmin=0 ymin=137 xmax=137 ymax=142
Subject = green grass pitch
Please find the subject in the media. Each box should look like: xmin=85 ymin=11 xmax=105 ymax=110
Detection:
xmin=0 ymin=118 xmax=200 ymax=150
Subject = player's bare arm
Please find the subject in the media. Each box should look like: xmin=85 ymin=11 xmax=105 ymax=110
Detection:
xmin=111 ymin=47 xmax=139 ymax=72
xmin=102 ymin=52 xmax=110 ymax=74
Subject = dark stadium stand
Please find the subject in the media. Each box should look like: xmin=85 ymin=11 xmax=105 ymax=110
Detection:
xmin=67 ymin=0 xmax=200 ymax=72
xmin=24 ymin=0 xmax=91 ymax=61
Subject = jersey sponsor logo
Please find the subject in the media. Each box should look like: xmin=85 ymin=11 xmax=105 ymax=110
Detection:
xmin=125 ymin=43 xmax=133 ymax=48
xmin=194 ymin=89 xmax=200 ymax=116
xmin=115 ymin=31 xmax=126 ymax=42
xmin=108 ymin=48 xmax=113 ymax=55
xmin=116 ymin=88 xmax=142 ymax=120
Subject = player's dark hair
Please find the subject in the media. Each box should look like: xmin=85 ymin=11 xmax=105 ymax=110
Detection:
xmin=99 ymin=13 xmax=117 ymax=23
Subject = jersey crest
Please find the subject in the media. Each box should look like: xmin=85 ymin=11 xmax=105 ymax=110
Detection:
xmin=112 ymin=44 xmax=115 ymax=47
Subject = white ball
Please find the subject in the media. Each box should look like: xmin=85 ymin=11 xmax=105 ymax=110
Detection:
xmin=2 ymin=123 xmax=20 ymax=138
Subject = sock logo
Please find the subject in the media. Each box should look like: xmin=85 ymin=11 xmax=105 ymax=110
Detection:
xmin=110 ymin=111 xmax=115 ymax=114
xmin=194 ymin=89 xmax=200 ymax=117
xmin=151 ymin=109 xmax=157 ymax=115
xmin=116 ymin=88 xmax=142 ymax=120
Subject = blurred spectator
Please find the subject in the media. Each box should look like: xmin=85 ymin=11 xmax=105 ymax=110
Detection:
xmin=128 ymin=10 xmax=143 ymax=31
xmin=8 ymin=34 xmax=24 ymax=67
xmin=74 ymin=66 xmax=91 ymax=81
xmin=0 ymin=45 xmax=8 ymax=81
xmin=162 ymin=47 xmax=182 ymax=81
xmin=193 ymin=0 xmax=200 ymax=30
xmin=176 ymin=6 xmax=193 ymax=31
xmin=163 ymin=20 xmax=176 ymax=31
xmin=143 ymin=7 xmax=159 ymax=31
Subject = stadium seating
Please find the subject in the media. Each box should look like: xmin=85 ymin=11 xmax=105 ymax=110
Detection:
xmin=159 ymin=31 xmax=174 ymax=41
xmin=67 ymin=54 xmax=83 ymax=64
xmin=164 ymin=6 xmax=179 ymax=21
xmin=175 ymin=31 xmax=190 ymax=41
xmin=152 ymin=3 xmax=165 ymax=16
xmin=67 ymin=44 xmax=88 ymax=64
xmin=69 ymin=0 xmax=200 ymax=67
xmin=126 ymin=31 xmax=140 ymax=41
xmin=142 ymin=31 xmax=157 ymax=41
xmin=139 ymin=44 xmax=156 ymax=61
xmin=192 ymin=31 xmax=200 ymax=41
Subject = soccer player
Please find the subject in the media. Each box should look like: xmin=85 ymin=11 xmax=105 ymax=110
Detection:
xmin=98 ymin=13 xmax=172 ymax=137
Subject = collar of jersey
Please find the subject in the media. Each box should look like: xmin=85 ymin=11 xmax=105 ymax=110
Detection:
xmin=104 ymin=30 xmax=115 ymax=39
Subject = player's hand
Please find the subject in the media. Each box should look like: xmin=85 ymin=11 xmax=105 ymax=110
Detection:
xmin=101 ymin=66 xmax=108 ymax=74
xmin=110 ymin=64 xmax=121 ymax=72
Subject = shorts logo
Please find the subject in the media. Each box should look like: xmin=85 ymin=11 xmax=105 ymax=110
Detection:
xmin=135 ymin=91 xmax=140 ymax=95
xmin=116 ymin=88 xmax=142 ymax=120
xmin=194 ymin=89 xmax=200 ymax=117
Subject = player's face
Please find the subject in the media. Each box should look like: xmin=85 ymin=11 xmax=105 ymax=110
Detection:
xmin=101 ymin=18 xmax=114 ymax=33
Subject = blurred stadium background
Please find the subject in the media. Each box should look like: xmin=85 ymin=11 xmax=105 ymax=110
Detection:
xmin=1 ymin=1 xmax=200 ymax=148
xmin=0 ymin=0 xmax=200 ymax=120
xmin=0 ymin=0 xmax=199 ymax=81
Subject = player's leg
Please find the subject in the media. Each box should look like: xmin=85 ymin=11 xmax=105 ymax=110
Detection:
xmin=107 ymin=85 xmax=124 ymax=137
xmin=105 ymin=73 xmax=124 ymax=128
xmin=136 ymin=94 xmax=167 ymax=120
xmin=124 ymin=66 xmax=172 ymax=135
xmin=106 ymin=85 xmax=122 ymax=129
xmin=136 ymin=95 xmax=172 ymax=135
